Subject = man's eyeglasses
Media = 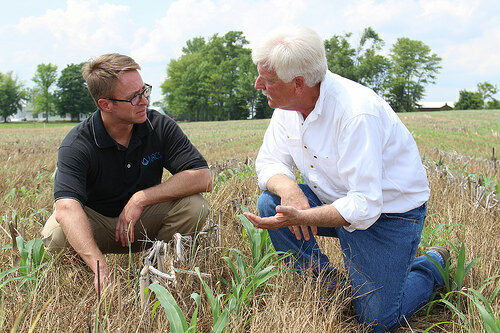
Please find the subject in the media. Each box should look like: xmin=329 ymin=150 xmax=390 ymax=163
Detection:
xmin=106 ymin=84 xmax=152 ymax=106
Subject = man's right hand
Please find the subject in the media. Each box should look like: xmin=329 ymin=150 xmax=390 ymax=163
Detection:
xmin=55 ymin=199 xmax=111 ymax=297
xmin=267 ymin=175 xmax=317 ymax=241
xmin=93 ymin=260 xmax=111 ymax=296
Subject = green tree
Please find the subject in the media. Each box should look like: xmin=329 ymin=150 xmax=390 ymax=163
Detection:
xmin=162 ymin=31 xmax=257 ymax=121
xmin=325 ymin=33 xmax=357 ymax=81
xmin=0 ymin=72 xmax=26 ymax=122
xmin=32 ymin=63 xmax=58 ymax=122
xmin=324 ymin=27 xmax=390 ymax=94
xmin=486 ymin=98 xmax=500 ymax=109
xmin=455 ymin=90 xmax=485 ymax=110
xmin=355 ymin=27 xmax=391 ymax=94
xmin=476 ymin=81 xmax=498 ymax=109
xmin=254 ymin=93 xmax=273 ymax=119
xmin=55 ymin=63 xmax=95 ymax=121
xmin=385 ymin=38 xmax=441 ymax=112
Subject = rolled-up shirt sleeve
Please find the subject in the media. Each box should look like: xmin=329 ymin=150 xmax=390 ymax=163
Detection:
xmin=331 ymin=114 xmax=384 ymax=232
xmin=256 ymin=113 xmax=296 ymax=190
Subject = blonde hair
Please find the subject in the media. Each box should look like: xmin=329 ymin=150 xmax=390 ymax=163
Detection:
xmin=82 ymin=53 xmax=140 ymax=106
xmin=252 ymin=26 xmax=327 ymax=86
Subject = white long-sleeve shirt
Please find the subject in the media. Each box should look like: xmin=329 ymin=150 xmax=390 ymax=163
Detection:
xmin=256 ymin=71 xmax=430 ymax=232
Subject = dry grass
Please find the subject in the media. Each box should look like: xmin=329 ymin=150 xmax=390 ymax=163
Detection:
xmin=0 ymin=110 xmax=498 ymax=332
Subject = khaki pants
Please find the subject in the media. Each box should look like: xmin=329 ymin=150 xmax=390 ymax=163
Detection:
xmin=41 ymin=194 xmax=209 ymax=254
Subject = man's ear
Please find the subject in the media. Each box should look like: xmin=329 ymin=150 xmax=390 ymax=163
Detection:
xmin=294 ymin=77 xmax=306 ymax=94
xmin=97 ymin=98 xmax=112 ymax=112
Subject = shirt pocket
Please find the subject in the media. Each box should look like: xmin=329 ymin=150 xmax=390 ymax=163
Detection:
xmin=285 ymin=137 xmax=303 ymax=166
xmin=308 ymin=148 xmax=345 ymax=193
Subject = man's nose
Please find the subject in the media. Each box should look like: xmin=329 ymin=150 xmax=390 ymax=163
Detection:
xmin=255 ymin=76 xmax=264 ymax=90
xmin=139 ymin=93 xmax=149 ymax=105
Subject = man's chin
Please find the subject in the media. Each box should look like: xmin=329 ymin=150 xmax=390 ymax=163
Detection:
xmin=135 ymin=110 xmax=147 ymax=123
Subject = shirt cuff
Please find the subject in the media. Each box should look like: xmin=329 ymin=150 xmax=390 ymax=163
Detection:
xmin=332 ymin=196 xmax=380 ymax=232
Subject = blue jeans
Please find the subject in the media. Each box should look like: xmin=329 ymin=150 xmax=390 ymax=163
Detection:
xmin=258 ymin=184 xmax=444 ymax=332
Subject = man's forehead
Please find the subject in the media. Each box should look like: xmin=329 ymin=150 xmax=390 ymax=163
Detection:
xmin=257 ymin=64 xmax=277 ymax=78
xmin=115 ymin=70 xmax=144 ymax=96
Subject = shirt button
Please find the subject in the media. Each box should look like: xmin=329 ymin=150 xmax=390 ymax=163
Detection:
xmin=313 ymin=185 xmax=317 ymax=188
xmin=126 ymin=163 xmax=131 ymax=169
xmin=313 ymin=155 xmax=317 ymax=158
xmin=310 ymin=165 xmax=314 ymax=168
xmin=304 ymin=145 xmax=307 ymax=149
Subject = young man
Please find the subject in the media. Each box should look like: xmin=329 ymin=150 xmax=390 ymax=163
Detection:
xmin=243 ymin=26 xmax=448 ymax=331
xmin=41 ymin=53 xmax=212 ymax=294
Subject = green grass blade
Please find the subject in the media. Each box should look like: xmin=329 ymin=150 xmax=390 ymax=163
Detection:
xmin=440 ymin=298 xmax=468 ymax=323
xmin=188 ymin=293 xmax=201 ymax=332
xmin=211 ymin=309 xmax=229 ymax=333
xmin=196 ymin=267 xmax=223 ymax=320
xmin=425 ymin=253 xmax=450 ymax=292
xmin=459 ymin=289 xmax=500 ymax=333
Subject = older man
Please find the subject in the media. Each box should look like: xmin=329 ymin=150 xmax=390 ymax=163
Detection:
xmin=243 ymin=26 xmax=448 ymax=331
xmin=41 ymin=53 xmax=212 ymax=294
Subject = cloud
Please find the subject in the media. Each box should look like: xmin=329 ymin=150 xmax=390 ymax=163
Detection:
xmin=130 ymin=0 xmax=308 ymax=63
xmin=443 ymin=26 xmax=500 ymax=76
xmin=343 ymin=0 xmax=415 ymax=29
xmin=419 ymin=0 xmax=480 ymax=21
xmin=13 ymin=0 xmax=132 ymax=56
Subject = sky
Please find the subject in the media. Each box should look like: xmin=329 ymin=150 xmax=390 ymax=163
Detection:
xmin=0 ymin=0 xmax=499 ymax=105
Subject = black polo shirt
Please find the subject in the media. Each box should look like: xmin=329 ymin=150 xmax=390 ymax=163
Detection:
xmin=54 ymin=109 xmax=208 ymax=217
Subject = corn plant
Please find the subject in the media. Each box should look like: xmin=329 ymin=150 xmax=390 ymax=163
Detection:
xmin=195 ymin=267 xmax=229 ymax=333
xmin=146 ymin=283 xmax=201 ymax=333
xmin=426 ymin=276 xmax=499 ymax=332
xmin=237 ymin=207 xmax=275 ymax=266
xmin=425 ymin=238 xmax=489 ymax=332
xmin=419 ymin=222 xmax=457 ymax=253
xmin=1 ymin=236 xmax=49 ymax=291
xmin=457 ymin=276 xmax=500 ymax=333
xmin=218 ymin=210 xmax=290 ymax=315
xmin=221 ymin=248 xmax=283 ymax=315
xmin=215 ymin=163 xmax=254 ymax=189
xmin=426 ymin=239 xmax=481 ymax=295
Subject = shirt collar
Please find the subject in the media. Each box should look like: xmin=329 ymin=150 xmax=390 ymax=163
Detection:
xmin=91 ymin=109 xmax=154 ymax=149
xmin=301 ymin=71 xmax=330 ymax=123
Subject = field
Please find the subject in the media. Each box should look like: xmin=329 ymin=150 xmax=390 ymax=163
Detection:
xmin=0 ymin=109 xmax=498 ymax=332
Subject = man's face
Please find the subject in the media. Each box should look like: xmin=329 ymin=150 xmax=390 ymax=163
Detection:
xmin=109 ymin=70 xmax=149 ymax=124
xmin=254 ymin=64 xmax=297 ymax=110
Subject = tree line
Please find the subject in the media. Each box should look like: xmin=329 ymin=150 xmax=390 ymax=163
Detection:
xmin=455 ymin=82 xmax=499 ymax=110
xmin=0 ymin=27 xmax=497 ymax=123
xmin=161 ymin=27 xmax=446 ymax=120
xmin=0 ymin=63 xmax=94 ymax=122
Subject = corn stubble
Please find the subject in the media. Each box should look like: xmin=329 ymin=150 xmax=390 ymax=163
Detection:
xmin=0 ymin=114 xmax=498 ymax=332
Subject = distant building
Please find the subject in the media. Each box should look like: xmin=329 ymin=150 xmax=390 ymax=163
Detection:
xmin=0 ymin=101 xmax=90 ymax=122
xmin=417 ymin=102 xmax=454 ymax=112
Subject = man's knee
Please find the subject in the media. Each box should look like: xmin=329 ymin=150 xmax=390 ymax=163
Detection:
xmin=352 ymin=291 xmax=399 ymax=332
xmin=169 ymin=194 xmax=209 ymax=233
xmin=41 ymin=212 xmax=69 ymax=252
xmin=187 ymin=193 xmax=209 ymax=227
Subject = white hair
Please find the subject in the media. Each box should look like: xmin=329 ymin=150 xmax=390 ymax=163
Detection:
xmin=252 ymin=25 xmax=327 ymax=87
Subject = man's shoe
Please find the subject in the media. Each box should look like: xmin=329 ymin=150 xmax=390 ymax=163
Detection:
xmin=428 ymin=245 xmax=450 ymax=266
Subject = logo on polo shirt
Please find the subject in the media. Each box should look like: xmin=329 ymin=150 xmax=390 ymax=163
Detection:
xmin=142 ymin=152 xmax=162 ymax=166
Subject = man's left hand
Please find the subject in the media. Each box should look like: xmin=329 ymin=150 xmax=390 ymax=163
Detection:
xmin=115 ymin=197 xmax=144 ymax=247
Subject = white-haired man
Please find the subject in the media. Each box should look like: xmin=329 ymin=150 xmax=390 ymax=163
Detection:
xmin=243 ymin=26 xmax=448 ymax=331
